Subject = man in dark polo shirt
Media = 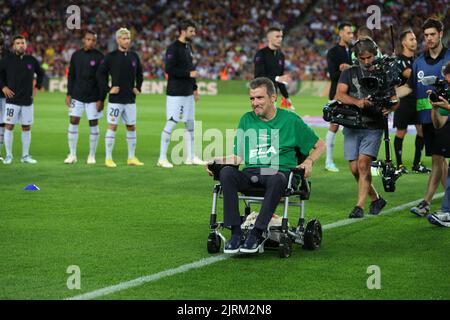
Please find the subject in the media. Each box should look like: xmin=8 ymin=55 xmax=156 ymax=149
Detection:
xmin=325 ymin=21 xmax=354 ymax=172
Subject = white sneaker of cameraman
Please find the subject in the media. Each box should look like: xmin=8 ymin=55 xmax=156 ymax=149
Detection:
xmin=157 ymin=159 xmax=173 ymax=168
xmin=185 ymin=156 xmax=207 ymax=165
xmin=21 ymin=155 xmax=37 ymax=164
xmin=428 ymin=211 xmax=450 ymax=227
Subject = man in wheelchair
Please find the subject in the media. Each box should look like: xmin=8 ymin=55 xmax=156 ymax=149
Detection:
xmin=205 ymin=77 xmax=325 ymax=254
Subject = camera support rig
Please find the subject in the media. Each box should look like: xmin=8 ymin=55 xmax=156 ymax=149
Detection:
xmin=373 ymin=114 xmax=403 ymax=192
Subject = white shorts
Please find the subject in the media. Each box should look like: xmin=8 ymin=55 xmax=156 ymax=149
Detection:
xmin=107 ymin=103 xmax=136 ymax=125
xmin=166 ymin=95 xmax=195 ymax=122
xmin=69 ymin=99 xmax=103 ymax=120
xmin=3 ymin=103 xmax=34 ymax=125
xmin=0 ymin=98 xmax=5 ymax=124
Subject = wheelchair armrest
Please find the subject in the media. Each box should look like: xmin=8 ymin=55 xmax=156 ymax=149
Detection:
xmin=287 ymin=168 xmax=310 ymax=199
xmin=208 ymin=161 xmax=240 ymax=181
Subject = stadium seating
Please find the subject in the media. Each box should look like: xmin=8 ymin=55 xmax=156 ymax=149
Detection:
xmin=2 ymin=0 xmax=448 ymax=81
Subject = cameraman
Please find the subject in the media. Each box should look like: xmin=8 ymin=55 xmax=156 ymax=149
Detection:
xmin=396 ymin=18 xmax=450 ymax=217
xmin=335 ymin=37 xmax=398 ymax=218
xmin=427 ymin=61 xmax=450 ymax=227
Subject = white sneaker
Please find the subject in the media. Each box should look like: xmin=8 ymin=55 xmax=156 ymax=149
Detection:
xmin=427 ymin=212 xmax=450 ymax=227
xmin=64 ymin=154 xmax=77 ymax=164
xmin=87 ymin=155 xmax=96 ymax=165
xmin=21 ymin=155 xmax=37 ymax=164
xmin=185 ymin=156 xmax=207 ymax=165
xmin=157 ymin=159 xmax=173 ymax=168
xmin=3 ymin=155 xmax=12 ymax=164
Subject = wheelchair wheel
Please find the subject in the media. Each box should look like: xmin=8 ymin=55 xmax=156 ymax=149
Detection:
xmin=278 ymin=233 xmax=292 ymax=258
xmin=303 ymin=219 xmax=322 ymax=250
xmin=207 ymin=232 xmax=221 ymax=254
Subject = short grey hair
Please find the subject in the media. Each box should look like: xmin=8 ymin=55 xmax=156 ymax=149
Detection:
xmin=116 ymin=27 xmax=130 ymax=40
xmin=249 ymin=77 xmax=276 ymax=96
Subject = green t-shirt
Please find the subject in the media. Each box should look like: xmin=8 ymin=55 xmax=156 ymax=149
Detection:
xmin=233 ymin=108 xmax=319 ymax=172
xmin=439 ymin=108 xmax=450 ymax=116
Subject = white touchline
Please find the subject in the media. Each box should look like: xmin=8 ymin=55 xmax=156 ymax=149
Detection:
xmin=66 ymin=193 xmax=444 ymax=300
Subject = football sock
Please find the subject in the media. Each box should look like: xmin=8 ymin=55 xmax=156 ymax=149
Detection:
xmin=105 ymin=129 xmax=116 ymax=160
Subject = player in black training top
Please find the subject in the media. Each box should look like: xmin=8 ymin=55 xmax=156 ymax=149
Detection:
xmin=0 ymin=30 xmax=12 ymax=161
xmin=0 ymin=35 xmax=44 ymax=165
xmin=325 ymin=21 xmax=354 ymax=173
xmin=254 ymin=25 xmax=294 ymax=110
xmin=64 ymin=30 xmax=104 ymax=165
xmin=97 ymin=27 xmax=144 ymax=168
xmin=393 ymin=28 xmax=430 ymax=174
xmin=157 ymin=18 xmax=206 ymax=168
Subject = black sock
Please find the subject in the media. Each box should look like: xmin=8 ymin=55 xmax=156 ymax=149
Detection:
xmin=394 ymin=136 xmax=403 ymax=167
xmin=414 ymin=135 xmax=424 ymax=166
xmin=231 ymin=225 xmax=242 ymax=236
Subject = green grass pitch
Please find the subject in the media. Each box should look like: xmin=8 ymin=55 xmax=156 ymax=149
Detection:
xmin=0 ymin=92 xmax=449 ymax=299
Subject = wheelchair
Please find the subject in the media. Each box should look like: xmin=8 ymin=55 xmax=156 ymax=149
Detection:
xmin=206 ymin=161 xmax=322 ymax=258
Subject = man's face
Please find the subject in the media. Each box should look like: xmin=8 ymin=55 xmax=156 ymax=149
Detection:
xmin=83 ymin=33 xmax=96 ymax=50
xmin=424 ymin=27 xmax=442 ymax=50
xmin=445 ymin=73 xmax=450 ymax=85
xmin=117 ymin=34 xmax=131 ymax=50
xmin=249 ymin=86 xmax=276 ymax=118
xmin=402 ymin=32 xmax=417 ymax=51
xmin=13 ymin=38 xmax=27 ymax=55
xmin=268 ymin=30 xmax=283 ymax=49
xmin=357 ymin=51 xmax=375 ymax=68
xmin=182 ymin=26 xmax=196 ymax=42
xmin=339 ymin=26 xmax=354 ymax=45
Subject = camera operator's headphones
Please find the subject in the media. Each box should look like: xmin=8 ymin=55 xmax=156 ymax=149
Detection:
xmin=353 ymin=36 xmax=379 ymax=56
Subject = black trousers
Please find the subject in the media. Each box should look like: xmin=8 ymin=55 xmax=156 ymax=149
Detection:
xmin=220 ymin=167 xmax=294 ymax=230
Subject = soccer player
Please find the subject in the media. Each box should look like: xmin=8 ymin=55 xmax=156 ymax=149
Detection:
xmin=393 ymin=29 xmax=430 ymax=174
xmin=325 ymin=21 xmax=354 ymax=172
xmin=64 ymin=30 xmax=104 ymax=164
xmin=254 ymin=25 xmax=294 ymax=110
xmin=0 ymin=35 xmax=44 ymax=165
xmin=157 ymin=19 xmax=205 ymax=168
xmin=0 ymin=30 xmax=12 ymax=162
xmin=96 ymin=28 xmax=144 ymax=168
xmin=396 ymin=18 xmax=450 ymax=217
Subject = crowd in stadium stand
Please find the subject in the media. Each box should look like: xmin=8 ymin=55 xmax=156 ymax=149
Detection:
xmin=1 ymin=0 xmax=448 ymax=81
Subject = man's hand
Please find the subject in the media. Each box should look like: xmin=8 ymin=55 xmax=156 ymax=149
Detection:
xmin=66 ymin=95 xmax=72 ymax=108
xmin=133 ymin=88 xmax=140 ymax=96
xmin=339 ymin=63 xmax=351 ymax=71
xmin=427 ymin=90 xmax=450 ymax=111
xmin=109 ymin=86 xmax=120 ymax=94
xmin=356 ymin=97 xmax=373 ymax=109
xmin=2 ymin=86 xmax=14 ymax=99
xmin=194 ymin=90 xmax=200 ymax=102
xmin=205 ymin=161 xmax=214 ymax=176
xmin=96 ymin=100 xmax=104 ymax=112
xmin=431 ymin=96 xmax=450 ymax=111
xmin=297 ymin=157 xmax=313 ymax=178
xmin=190 ymin=70 xmax=199 ymax=78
